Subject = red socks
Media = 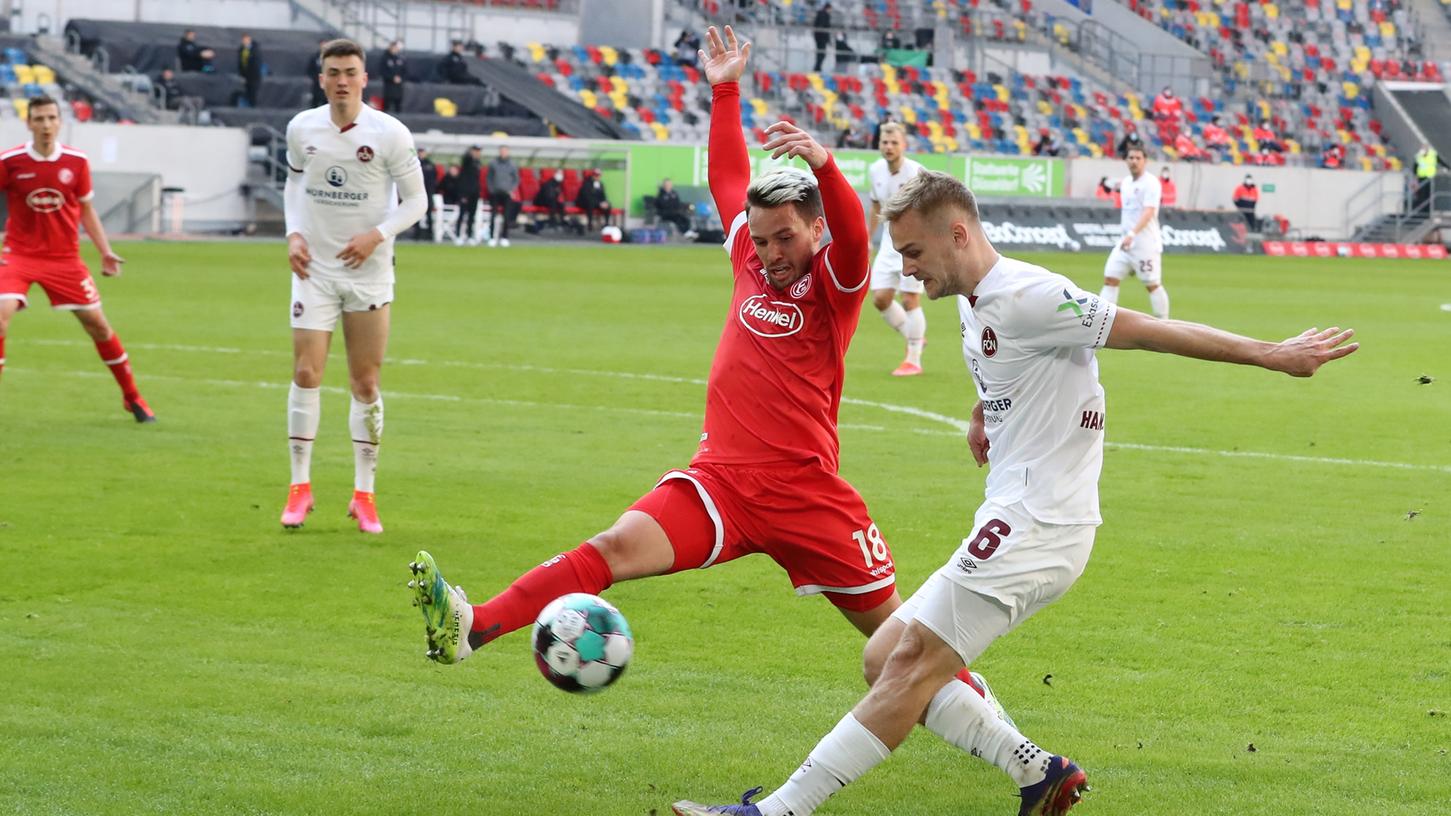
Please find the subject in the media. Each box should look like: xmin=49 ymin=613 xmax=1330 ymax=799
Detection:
xmin=471 ymin=542 xmax=614 ymax=644
xmin=94 ymin=333 xmax=139 ymax=401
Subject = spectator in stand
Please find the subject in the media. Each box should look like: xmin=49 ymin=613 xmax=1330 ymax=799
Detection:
xmin=837 ymin=120 xmax=871 ymax=149
xmin=1320 ymin=142 xmax=1345 ymax=169
xmin=1414 ymin=143 xmax=1439 ymax=209
xmin=1152 ymin=86 xmax=1183 ymax=123
xmin=654 ymin=178 xmax=697 ymax=239
xmin=237 ymin=33 xmax=263 ymax=107
xmin=673 ymin=29 xmax=701 ymax=67
xmin=1202 ymin=114 xmax=1230 ymax=159
xmin=458 ymin=145 xmax=484 ymax=245
xmin=382 ymin=40 xmax=406 ymax=114
xmin=414 ymin=148 xmax=438 ymax=240
xmin=881 ymin=29 xmax=902 ymax=50
xmin=306 ymin=38 xmax=327 ymax=106
xmin=1033 ymin=128 xmax=1062 ymax=156
xmin=1174 ymin=131 xmax=1206 ymax=161
xmin=1233 ymin=174 xmax=1259 ymax=231
xmin=575 ymin=169 xmax=614 ymax=232
xmin=1254 ymin=120 xmax=1284 ymax=153
xmin=441 ymin=40 xmax=482 ymax=85
xmin=534 ymin=170 xmax=568 ymax=231
xmin=155 ymin=67 xmax=182 ymax=110
xmin=813 ymin=3 xmax=832 ymax=72
xmin=177 ymin=30 xmax=215 ymax=73
xmin=1159 ymin=166 xmax=1177 ymax=208
xmin=486 ymin=146 xmax=519 ymax=247
xmin=834 ymin=31 xmax=856 ymax=67
xmin=1117 ymin=125 xmax=1144 ymax=159
xmin=1253 ymin=145 xmax=1285 ymax=166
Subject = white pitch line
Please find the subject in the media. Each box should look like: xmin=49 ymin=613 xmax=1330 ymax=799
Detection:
xmin=20 ymin=340 xmax=1451 ymax=475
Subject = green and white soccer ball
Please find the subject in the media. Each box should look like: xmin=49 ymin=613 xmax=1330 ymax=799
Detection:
xmin=532 ymin=593 xmax=633 ymax=693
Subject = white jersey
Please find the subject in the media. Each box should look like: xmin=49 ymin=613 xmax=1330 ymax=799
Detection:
xmin=284 ymin=105 xmax=422 ymax=284
xmin=958 ymin=256 xmax=1117 ymax=525
xmin=1117 ymin=171 xmax=1162 ymax=256
xmin=868 ymin=157 xmax=924 ymax=208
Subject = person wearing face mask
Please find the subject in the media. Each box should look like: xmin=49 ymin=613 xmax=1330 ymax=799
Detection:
xmin=1232 ymin=174 xmax=1259 ymax=231
xmin=1158 ymin=166 xmax=1177 ymax=208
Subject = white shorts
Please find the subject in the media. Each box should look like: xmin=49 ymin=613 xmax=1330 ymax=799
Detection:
xmin=290 ymin=275 xmax=393 ymax=331
xmin=890 ymin=500 xmax=1096 ymax=663
xmin=1104 ymin=245 xmax=1163 ymax=285
xmin=869 ymin=241 xmax=924 ymax=294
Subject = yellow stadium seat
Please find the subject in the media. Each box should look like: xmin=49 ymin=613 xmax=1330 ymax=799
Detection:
xmin=433 ymin=98 xmax=457 ymax=117
xmin=33 ymin=65 xmax=55 ymax=85
xmin=1286 ymin=139 xmax=1301 ymax=154
xmin=967 ymin=123 xmax=982 ymax=139
xmin=1087 ymin=143 xmax=1103 ymax=158
xmin=579 ymin=89 xmax=597 ymax=108
xmin=1271 ymin=41 xmax=1288 ymax=58
xmin=527 ymin=43 xmax=545 ymax=63
xmin=1342 ymin=82 xmax=1359 ymax=99
xmin=599 ymin=46 xmax=618 ymax=66
xmin=610 ymin=76 xmax=627 ymax=94
xmin=900 ymin=106 xmax=917 ymax=124
xmin=751 ymin=98 xmax=768 ymax=116
xmin=12 ymin=98 xmax=28 ymax=118
xmin=1359 ymin=157 xmax=1373 ymax=171
xmin=1265 ymin=3 xmax=1279 ymax=18
xmin=994 ymin=84 xmax=1009 ymax=102
xmin=14 ymin=64 xmax=34 ymax=84
xmin=1037 ymin=100 xmax=1053 ymax=116
xmin=1380 ymin=21 xmax=1395 ymax=38
xmin=1387 ymin=156 xmax=1402 ymax=170
xmin=651 ymin=122 xmax=669 ymax=141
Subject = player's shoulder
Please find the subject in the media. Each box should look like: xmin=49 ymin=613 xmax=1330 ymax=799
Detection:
xmin=0 ymin=143 xmax=29 ymax=163
xmin=867 ymin=156 xmax=887 ymax=174
xmin=286 ymin=105 xmax=329 ymax=133
xmin=58 ymin=144 xmax=89 ymax=163
xmin=903 ymin=157 xmax=925 ymax=174
xmin=980 ymin=257 xmax=1074 ymax=316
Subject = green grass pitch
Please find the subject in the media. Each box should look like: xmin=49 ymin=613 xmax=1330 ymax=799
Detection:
xmin=1 ymin=240 xmax=1447 ymax=814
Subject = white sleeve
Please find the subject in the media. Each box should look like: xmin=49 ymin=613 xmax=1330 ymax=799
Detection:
xmin=373 ymin=124 xmax=427 ymax=240
xmin=283 ymin=118 xmax=307 ymax=237
xmin=1143 ymin=177 xmax=1162 ymax=209
xmin=1015 ymin=276 xmax=1116 ymax=352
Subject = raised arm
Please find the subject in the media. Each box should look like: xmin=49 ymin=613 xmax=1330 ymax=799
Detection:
xmin=701 ymin=26 xmax=752 ymax=228
xmin=1106 ymin=307 xmax=1358 ymax=377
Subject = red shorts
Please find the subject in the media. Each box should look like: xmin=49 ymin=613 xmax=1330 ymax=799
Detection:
xmin=0 ymin=255 xmax=99 ymax=310
xmin=628 ymin=461 xmax=897 ymax=612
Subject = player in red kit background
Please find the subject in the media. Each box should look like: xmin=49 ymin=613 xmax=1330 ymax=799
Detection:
xmin=0 ymin=95 xmax=153 ymax=422
xmin=408 ymin=28 xmax=1017 ymax=747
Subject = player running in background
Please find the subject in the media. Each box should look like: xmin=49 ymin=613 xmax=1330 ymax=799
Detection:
xmin=280 ymin=39 xmax=426 ymax=533
xmin=1100 ymin=145 xmax=1170 ymax=318
xmin=411 ymin=27 xmax=1041 ymax=763
xmin=0 ymin=95 xmax=153 ymax=422
xmin=673 ymin=171 xmax=1357 ymax=816
xmin=866 ymin=122 xmax=927 ymax=376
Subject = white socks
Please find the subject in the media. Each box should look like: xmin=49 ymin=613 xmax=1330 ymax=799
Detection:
xmin=879 ymin=299 xmax=908 ymax=336
xmin=756 ymin=714 xmax=889 ymax=816
xmin=288 ymin=383 xmax=321 ymax=485
xmin=350 ymin=395 xmax=383 ymax=493
xmin=1098 ymin=283 xmax=1120 ymax=305
xmin=1148 ymin=286 xmax=1170 ymax=319
xmin=924 ymin=680 xmax=1049 ymax=788
xmin=904 ymin=306 xmax=925 ymax=365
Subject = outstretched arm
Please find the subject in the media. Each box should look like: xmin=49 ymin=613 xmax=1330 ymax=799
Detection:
xmin=762 ymin=121 xmax=868 ymax=288
xmin=1106 ymin=307 xmax=1358 ymax=377
xmin=701 ymin=26 xmax=752 ymax=228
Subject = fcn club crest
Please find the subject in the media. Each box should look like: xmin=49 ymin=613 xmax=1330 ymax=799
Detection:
xmin=981 ymin=326 xmax=998 ymax=357
xmin=356 ymin=146 xmax=374 ymax=163
xmin=790 ymin=273 xmax=812 ymax=299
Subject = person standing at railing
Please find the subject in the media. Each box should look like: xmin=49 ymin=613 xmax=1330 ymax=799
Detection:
xmin=1414 ymin=143 xmax=1438 ymax=210
xmin=237 ymin=33 xmax=263 ymax=107
xmin=381 ymin=40 xmax=406 ymax=114
xmin=812 ymin=2 xmax=832 ymax=72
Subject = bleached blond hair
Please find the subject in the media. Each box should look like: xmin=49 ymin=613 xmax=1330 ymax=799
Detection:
xmin=745 ymin=166 xmax=824 ymax=221
xmin=881 ymin=170 xmax=980 ymax=223
xmin=879 ymin=122 xmax=907 ymax=140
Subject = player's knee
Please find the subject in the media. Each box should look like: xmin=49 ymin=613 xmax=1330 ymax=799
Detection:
xmin=871 ymin=290 xmax=895 ymax=311
xmin=350 ymin=377 xmax=380 ymax=403
xmin=862 ymin=627 xmax=898 ymax=686
xmin=901 ymin=293 xmax=920 ymax=310
xmin=1101 ymin=277 xmax=1119 ymax=287
xmin=588 ymin=516 xmax=673 ymax=580
xmin=292 ymin=364 xmax=324 ymax=389
xmin=78 ymin=313 xmax=112 ymax=340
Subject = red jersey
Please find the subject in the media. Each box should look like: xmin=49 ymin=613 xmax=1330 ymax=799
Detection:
xmin=0 ymin=142 xmax=93 ymax=259
xmin=693 ymin=82 xmax=870 ymax=472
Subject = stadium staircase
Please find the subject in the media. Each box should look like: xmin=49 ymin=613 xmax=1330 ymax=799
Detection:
xmin=34 ymin=34 xmax=178 ymax=124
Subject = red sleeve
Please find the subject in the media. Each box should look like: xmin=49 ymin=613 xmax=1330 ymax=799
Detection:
xmin=75 ymin=157 xmax=93 ymax=201
xmin=815 ymin=154 xmax=869 ymax=295
xmin=0 ymin=157 xmax=9 ymax=190
xmin=708 ymin=81 xmax=750 ymax=230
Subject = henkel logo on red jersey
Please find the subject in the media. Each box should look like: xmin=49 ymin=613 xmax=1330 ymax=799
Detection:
xmin=739 ymin=294 xmax=804 ymax=337
xmin=26 ymin=188 xmax=64 ymax=213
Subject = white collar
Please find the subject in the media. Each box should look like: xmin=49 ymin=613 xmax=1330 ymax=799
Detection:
xmin=26 ymin=141 xmax=62 ymax=162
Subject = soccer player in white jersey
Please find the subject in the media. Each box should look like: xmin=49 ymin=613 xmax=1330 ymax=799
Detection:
xmin=867 ymin=122 xmax=927 ymax=375
xmin=279 ymin=39 xmax=427 ymax=533
xmin=1100 ymin=145 xmax=1170 ymax=318
xmin=673 ymin=171 xmax=1358 ymax=816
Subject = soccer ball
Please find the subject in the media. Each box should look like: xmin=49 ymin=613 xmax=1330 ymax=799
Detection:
xmin=600 ymin=225 xmax=623 ymax=243
xmin=532 ymin=593 xmax=633 ymax=693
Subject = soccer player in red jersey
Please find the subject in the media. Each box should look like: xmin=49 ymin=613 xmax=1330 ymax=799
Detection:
xmin=0 ymin=95 xmax=153 ymax=422
xmin=410 ymin=29 xmax=1038 ymax=758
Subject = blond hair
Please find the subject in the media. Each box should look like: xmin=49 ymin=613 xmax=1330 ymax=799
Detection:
xmin=879 ymin=122 xmax=906 ymax=140
xmin=881 ymin=170 xmax=979 ymax=224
